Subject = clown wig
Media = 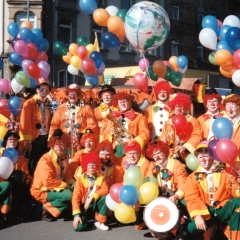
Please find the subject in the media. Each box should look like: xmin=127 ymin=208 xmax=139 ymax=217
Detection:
xmin=65 ymin=83 xmax=82 ymax=97
xmin=81 ymin=152 xmax=101 ymax=173
xmin=168 ymin=92 xmax=191 ymax=111
xmin=95 ymin=140 xmax=115 ymax=161
xmin=48 ymin=129 xmax=71 ymax=148
xmin=203 ymin=88 xmax=222 ymax=106
xmin=80 ymin=130 xmax=99 ymax=148
xmin=112 ymin=92 xmax=132 ymax=108
xmin=154 ymin=81 xmax=172 ymax=99
xmin=146 ymin=139 xmax=170 ymax=159
xmin=223 ymin=94 xmax=240 ymax=107
xmin=124 ymin=140 xmax=141 ymax=153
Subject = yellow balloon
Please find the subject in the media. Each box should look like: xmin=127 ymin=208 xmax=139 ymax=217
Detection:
xmin=70 ymin=56 xmax=81 ymax=70
xmin=86 ymin=44 xmax=95 ymax=56
xmin=0 ymin=126 xmax=8 ymax=140
xmin=139 ymin=182 xmax=159 ymax=204
xmin=114 ymin=203 xmax=136 ymax=224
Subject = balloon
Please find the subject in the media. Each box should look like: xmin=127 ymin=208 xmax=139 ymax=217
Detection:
xmin=76 ymin=35 xmax=88 ymax=46
xmin=114 ymin=203 xmax=136 ymax=224
xmin=169 ymin=56 xmax=178 ymax=71
xmin=110 ymin=183 xmax=123 ymax=203
xmin=102 ymin=32 xmax=120 ymax=48
xmin=106 ymin=6 xmax=119 ymax=16
xmin=29 ymin=77 xmax=37 ymax=88
xmin=214 ymin=49 xmax=233 ymax=66
xmin=219 ymin=25 xmax=231 ymax=41
xmin=119 ymin=185 xmax=139 ymax=206
xmin=138 ymin=182 xmax=159 ymax=204
xmin=69 ymin=43 xmax=78 ymax=56
xmin=86 ymin=44 xmax=95 ymax=55
xmin=0 ymin=126 xmax=8 ymax=140
xmin=32 ymin=28 xmax=43 ymax=39
xmin=93 ymin=8 xmax=110 ymax=27
xmin=79 ymin=0 xmax=97 ymax=14
xmin=11 ymin=78 xmax=23 ymax=94
xmin=22 ymin=59 xmax=34 ymax=71
xmin=143 ymin=175 xmax=158 ymax=185
xmin=53 ymin=41 xmax=67 ymax=56
xmin=0 ymin=99 xmax=10 ymax=118
xmin=27 ymin=43 xmax=39 ymax=60
xmin=89 ymin=51 xmax=102 ymax=68
xmin=223 ymin=15 xmax=240 ymax=28
xmin=199 ymin=28 xmax=217 ymax=50
xmin=124 ymin=1 xmax=170 ymax=51
xmin=14 ymin=40 xmax=28 ymax=57
xmin=170 ymin=71 xmax=182 ymax=87
xmin=202 ymin=15 xmax=218 ymax=34
xmin=0 ymin=157 xmax=14 ymax=179
xmin=15 ymin=71 xmax=31 ymax=88
xmin=220 ymin=64 xmax=238 ymax=78
xmin=233 ymin=49 xmax=240 ymax=68
xmin=216 ymin=40 xmax=234 ymax=54
xmin=212 ymin=117 xmax=233 ymax=139
xmin=86 ymin=74 xmax=98 ymax=87
xmin=208 ymin=52 xmax=219 ymax=66
xmin=38 ymin=38 xmax=49 ymax=52
xmin=177 ymin=55 xmax=188 ymax=69
xmin=216 ymin=138 xmax=238 ymax=166
xmin=67 ymin=64 xmax=78 ymax=75
xmin=27 ymin=63 xmax=40 ymax=79
xmin=0 ymin=79 xmax=11 ymax=94
xmin=62 ymin=52 xmax=72 ymax=64
xmin=133 ymin=73 xmax=149 ymax=93
xmin=2 ymin=148 xmax=19 ymax=165
xmin=70 ymin=56 xmax=81 ymax=70
xmin=38 ymin=61 xmax=51 ymax=79
xmin=35 ymin=51 xmax=48 ymax=64
xmin=19 ymin=27 xmax=33 ymax=43
xmin=225 ymin=27 xmax=240 ymax=49
xmin=9 ymin=52 xmax=23 ymax=65
xmin=8 ymin=96 xmax=23 ymax=117
xmin=105 ymin=193 xmax=118 ymax=211
xmin=186 ymin=154 xmax=200 ymax=171
xmin=107 ymin=16 xmax=125 ymax=37
xmin=164 ymin=66 xmax=173 ymax=81
xmin=7 ymin=22 xmax=19 ymax=38
xmin=81 ymin=58 xmax=96 ymax=75
xmin=208 ymin=139 xmax=222 ymax=162
xmin=116 ymin=9 xmax=127 ymax=21
xmin=96 ymin=61 xmax=105 ymax=75
xmin=178 ymin=66 xmax=187 ymax=74
xmin=139 ymin=58 xmax=149 ymax=72
xmin=21 ymin=21 xmax=33 ymax=30
xmin=163 ymin=60 xmax=172 ymax=68
xmin=123 ymin=167 xmax=143 ymax=189
xmin=77 ymin=46 xmax=88 ymax=59
xmin=172 ymin=114 xmax=187 ymax=136
xmin=153 ymin=60 xmax=166 ymax=78
xmin=146 ymin=66 xmax=158 ymax=81
xmin=232 ymin=69 xmax=240 ymax=87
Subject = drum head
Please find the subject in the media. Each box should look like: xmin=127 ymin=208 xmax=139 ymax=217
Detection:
xmin=144 ymin=197 xmax=179 ymax=232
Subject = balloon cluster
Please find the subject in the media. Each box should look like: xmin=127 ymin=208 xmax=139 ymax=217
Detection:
xmin=7 ymin=21 xmax=50 ymax=91
xmin=54 ymin=36 xmax=104 ymax=87
xmin=105 ymin=167 xmax=159 ymax=224
xmin=199 ymin=15 xmax=240 ymax=86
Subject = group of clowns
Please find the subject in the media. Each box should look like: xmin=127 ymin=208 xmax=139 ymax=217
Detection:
xmin=0 ymin=77 xmax=239 ymax=240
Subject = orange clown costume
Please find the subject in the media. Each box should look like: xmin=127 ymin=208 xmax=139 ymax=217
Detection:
xmin=0 ymin=177 xmax=11 ymax=216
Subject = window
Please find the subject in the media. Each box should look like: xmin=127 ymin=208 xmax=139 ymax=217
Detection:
xmin=171 ymin=38 xmax=179 ymax=56
xmin=96 ymin=0 xmax=105 ymax=7
xmin=15 ymin=12 xmax=36 ymax=28
xmin=92 ymin=25 xmax=105 ymax=49
xmin=122 ymin=0 xmax=135 ymax=10
xmin=171 ymin=5 xmax=179 ymax=20
xmin=59 ymin=19 xmax=72 ymax=45
xmin=196 ymin=45 xmax=203 ymax=61
xmin=58 ymin=69 xmax=73 ymax=87
xmin=197 ymin=6 xmax=204 ymax=25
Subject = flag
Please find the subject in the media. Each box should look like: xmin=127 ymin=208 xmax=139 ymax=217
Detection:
xmin=94 ymin=32 xmax=100 ymax=52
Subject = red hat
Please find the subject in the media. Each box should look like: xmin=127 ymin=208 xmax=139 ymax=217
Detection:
xmin=37 ymin=77 xmax=51 ymax=88
xmin=154 ymin=81 xmax=172 ymax=99
xmin=112 ymin=92 xmax=132 ymax=108
xmin=80 ymin=128 xmax=98 ymax=148
xmin=65 ymin=84 xmax=81 ymax=96
xmin=124 ymin=140 xmax=141 ymax=153
xmin=168 ymin=92 xmax=191 ymax=111
xmin=81 ymin=152 xmax=101 ymax=173
xmin=146 ymin=139 xmax=170 ymax=159
xmin=48 ymin=129 xmax=71 ymax=148
xmin=203 ymin=88 xmax=222 ymax=106
xmin=95 ymin=140 xmax=115 ymax=163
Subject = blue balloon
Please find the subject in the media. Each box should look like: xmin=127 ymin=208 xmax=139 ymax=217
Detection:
xmin=0 ymin=59 xmax=3 ymax=70
xmin=9 ymin=52 xmax=23 ymax=66
xmin=32 ymin=28 xmax=43 ymax=39
xmin=177 ymin=55 xmax=188 ymax=69
xmin=79 ymin=0 xmax=97 ymax=14
xmin=19 ymin=27 xmax=33 ymax=43
xmin=2 ymin=148 xmax=19 ymax=165
xmin=38 ymin=38 xmax=49 ymax=52
xmin=212 ymin=117 xmax=233 ymax=139
xmin=119 ymin=185 xmax=139 ymax=206
xmin=102 ymin=32 xmax=120 ymax=48
xmin=31 ymin=32 xmax=42 ymax=48
xmin=219 ymin=25 xmax=231 ymax=41
xmin=86 ymin=74 xmax=98 ymax=87
xmin=233 ymin=38 xmax=240 ymax=51
xmin=90 ymin=51 xmax=102 ymax=68
xmin=8 ymin=96 xmax=23 ymax=117
xmin=30 ymin=77 xmax=37 ymax=88
xmin=202 ymin=15 xmax=218 ymax=34
xmin=225 ymin=27 xmax=240 ymax=48
xmin=216 ymin=41 xmax=234 ymax=54
xmin=7 ymin=22 xmax=19 ymax=38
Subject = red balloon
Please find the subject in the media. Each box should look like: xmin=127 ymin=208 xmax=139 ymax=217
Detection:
xmin=81 ymin=58 xmax=96 ymax=75
xmin=0 ymin=99 xmax=11 ymax=118
xmin=35 ymin=51 xmax=48 ymax=64
xmin=216 ymin=138 xmax=237 ymax=166
xmin=133 ymin=73 xmax=148 ymax=93
xmin=27 ymin=63 xmax=40 ymax=79
xmin=110 ymin=183 xmax=123 ymax=203
xmin=27 ymin=43 xmax=38 ymax=60
xmin=172 ymin=114 xmax=187 ymax=136
xmin=77 ymin=46 xmax=88 ymax=59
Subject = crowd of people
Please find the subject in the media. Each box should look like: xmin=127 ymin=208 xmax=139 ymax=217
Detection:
xmin=0 ymin=78 xmax=239 ymax=240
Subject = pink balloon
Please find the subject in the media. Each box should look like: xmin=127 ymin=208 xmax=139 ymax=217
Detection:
xmin=110 ymin=183 xmax=123 ymax=203
xmin=162 ymin=60 xmax=172 ymax=68
xmin=138 ymin=58 xmax=149 ymax=72
xmin=233 ymin=49 xmax=240 ymax=68
xmin=77 ymin=46 xmax=88 ymax=59
xmin=133 ymin=73 xmax=148 ymax=93
xmin=14 ymin=40 xmax=28 ymax=57
xmin=22 ymin=59 xmax=34 ymax=71
xmin=97 ymin=61 xmax=105 ymax=75
xmin=38 ymin=61 xmax=50 ymax=79
xmin=81 ymin=58 xmax=96 ymax=75
xmin=0 ymin=78 xmax=11 ymax=94
xmin=217 ymin=19 xmax=223 ymax=30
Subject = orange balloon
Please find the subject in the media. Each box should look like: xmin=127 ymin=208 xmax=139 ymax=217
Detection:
xmin=69 ymin=43 xmax=78 ymax=56
xmin=21 ymin=21 xmax=33 ymax=30
xmin=62 ymin=52 xmax=73 ymax=64
xmin=118 ymin=34 xmax=125 ymax=43
xmin=107 ymin=16 xmax=125 ymax=36
xmin=220 ymin=64 xmax=238 ymax=78
xmin=93 ymin=9 xmax=110 ymax=27
xmin=169 ymin=56 xmax=178 ymax=71
xmin=153 ymin=60 xmax=167 ymax=78
xmin=215 ymin=49 xmax=233 ymax=66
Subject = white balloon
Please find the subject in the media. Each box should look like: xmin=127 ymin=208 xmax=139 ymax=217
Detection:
xmin=232 ymin=69 xmax=240 ymax=87
xmin=67 ymin=64 xmax=78 ymax=75
xmin=106 ymin=193 xmax=118 ymax=211
xmin=223 ymin=15 xmax=240 ymax=28
xmin=105 ymin=6 xmax=119 ymax=16
xmin=11 ymin=77 xmax=23 ymax=93
xmin=0 ymin=157 xmax=14 ymax=179
xmin=199 ymin=28 xmax=217 ymax=50
xmin=178 ymin=66 xmax=188 ymax=74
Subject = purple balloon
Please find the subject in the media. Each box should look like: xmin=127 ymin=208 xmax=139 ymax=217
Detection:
xmin=22 ymin=59 xmax=34 ymax=71
xmin=208 ymin=139 xmax=223 ymax=162
xmin=38 ymin=61 xmax=50 ymax=79
xmin=97 ymin=61 xmax=105 ymax=75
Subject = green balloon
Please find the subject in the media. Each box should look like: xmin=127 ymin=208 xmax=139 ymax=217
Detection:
xmin=208 ymin=52 xmax=219 ymax=66
xmin=15 ymin=71 xmax=30 ymax=88
xmin=143 ymin=175 xmax=158 ymax=186
xmin=171 ymin=71 xmax=182 ymax=87
xmin=76 ymin=35 xmax=88 ymax=46
xmin=53 ymin=41 xmax=67 ymax=56
xmin=164 ymin=66 xmax=173 ymax=81
xmin=186 ymin=154 xmax=200 ymax=171
xmin=146 ymin=66 xmax=158 ymax=81
xmin=116 ymin=9 xmax=127 ymax=21
xmin=124 ymin=167 xmax=143 ymax=189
